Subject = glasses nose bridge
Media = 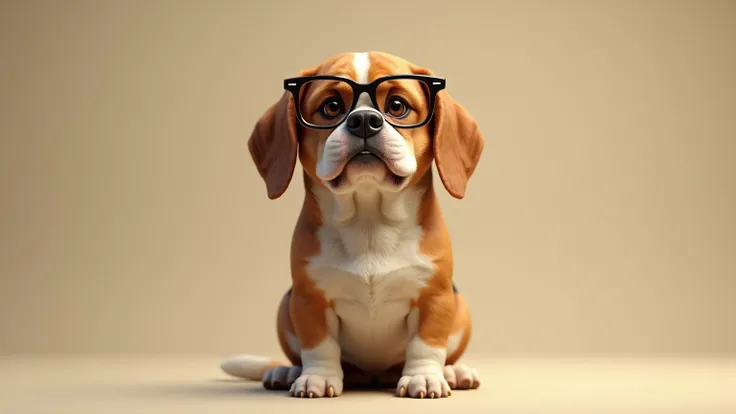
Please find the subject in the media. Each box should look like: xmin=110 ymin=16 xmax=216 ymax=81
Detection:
xmin=352 ymin=83 xmax=376 ymax=109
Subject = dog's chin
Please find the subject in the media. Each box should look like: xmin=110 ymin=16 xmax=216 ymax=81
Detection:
xmin=326 ymin=153 xmax=409 ymax=194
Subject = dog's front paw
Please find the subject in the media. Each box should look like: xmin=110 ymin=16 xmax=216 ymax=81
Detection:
xmin=443 ymin=364 xmax=480 ymax=390
xmin=289 ymin=374 xmax=343 ymax=398
xmin=396 ymin=373 xmax=451 ymax=399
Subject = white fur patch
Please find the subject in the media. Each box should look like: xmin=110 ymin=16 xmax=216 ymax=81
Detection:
xmin=305 ymin=185 xmax=436 ymax=372
xmin=447 ymin=328 xmax=464 ymax=357
xmin=402 ymin=333 xmax=447 ymax=377
xmin=353 ymin=52 xmax=372 ymax=107
xmin=300 ymin=308 xmax=344 ymax=379
xmin=353 ymin=52 xmax=370 ymax=84
xmin=314 ymin=123 xmax=417 ymax=186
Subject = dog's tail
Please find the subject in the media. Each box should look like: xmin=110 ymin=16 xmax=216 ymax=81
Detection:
xmin=220 ymin=354 xmax=290 ymax=381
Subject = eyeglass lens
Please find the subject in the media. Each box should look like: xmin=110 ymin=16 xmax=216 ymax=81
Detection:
xmin=297 ymin=78 xmax=431 ymax=128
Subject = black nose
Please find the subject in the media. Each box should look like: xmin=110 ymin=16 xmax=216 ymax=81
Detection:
xmin=345 ymin=109 xmax=384 ymax=138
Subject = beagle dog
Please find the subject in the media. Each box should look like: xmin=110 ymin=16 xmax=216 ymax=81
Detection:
xmin=221 ymin=51 xmax=484 ymax=399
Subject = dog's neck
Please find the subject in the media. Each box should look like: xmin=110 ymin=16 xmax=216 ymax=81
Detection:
xmin=307 ymin=173 xmax=433 ymax=258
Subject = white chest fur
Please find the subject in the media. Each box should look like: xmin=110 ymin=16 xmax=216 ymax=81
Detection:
xmin=306 ymin=184 xmax=436 ymax=371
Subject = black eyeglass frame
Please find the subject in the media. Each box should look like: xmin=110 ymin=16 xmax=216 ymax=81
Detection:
xmin=283 ymin=74 xmax=446 ymax=130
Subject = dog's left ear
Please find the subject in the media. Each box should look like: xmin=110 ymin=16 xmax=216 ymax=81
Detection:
xmin=411 ymin=65 xmax=485 ymax=199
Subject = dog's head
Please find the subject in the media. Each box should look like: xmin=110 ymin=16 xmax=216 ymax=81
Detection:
xmin=248 ymin=52 xmax=484 ymax=200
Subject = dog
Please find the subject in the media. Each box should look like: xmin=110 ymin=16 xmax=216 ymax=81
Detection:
xmin=220 ymin=51 xmax=484 ymax=399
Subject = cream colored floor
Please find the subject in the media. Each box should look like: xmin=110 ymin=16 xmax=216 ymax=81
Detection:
xmin=2 ymin=354 xmax=735 ymax=414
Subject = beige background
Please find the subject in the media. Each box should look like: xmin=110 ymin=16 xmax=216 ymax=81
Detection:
xmin=1 ymin=0 xmax=734 ymax=358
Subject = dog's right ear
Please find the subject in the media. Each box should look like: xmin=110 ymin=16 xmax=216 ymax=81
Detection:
xmin=247 ymin=91 xmax=299 ymax=199
xmin=248 ymin=68 xmax=316 ymax=199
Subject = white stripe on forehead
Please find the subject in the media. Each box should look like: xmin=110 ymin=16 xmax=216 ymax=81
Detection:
xmin=352 ymin=52 xmax=370 ymax=83
xmin=352 ymin=52 xmax=372 ymax=108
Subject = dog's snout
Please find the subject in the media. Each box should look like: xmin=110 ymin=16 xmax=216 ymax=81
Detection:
xmin=346 ymin=109 xmax=384 ymax=139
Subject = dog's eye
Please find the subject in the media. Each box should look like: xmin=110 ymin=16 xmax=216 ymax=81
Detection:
xmin=385 ymin=96 xmax=411 ymax=119
xmin=320 ymin=98 xmax=344 ymax=120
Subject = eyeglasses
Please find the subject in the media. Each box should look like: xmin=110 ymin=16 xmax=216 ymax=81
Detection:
xmin=283 ymin=74 xmax=446 ymax=130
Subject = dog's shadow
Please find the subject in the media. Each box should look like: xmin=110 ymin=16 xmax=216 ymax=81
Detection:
xmin=117 ymin=378 xmax=395 ymax=400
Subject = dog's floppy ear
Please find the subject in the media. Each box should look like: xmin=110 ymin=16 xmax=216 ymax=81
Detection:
xmin=411 ymin=65 xmax=485 ymax=199
xmin=248 ymin=68 xmax=316 ymax=199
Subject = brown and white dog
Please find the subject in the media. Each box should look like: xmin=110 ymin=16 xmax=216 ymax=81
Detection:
xmin=220 ymin=51 xmax=484 ymax=399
